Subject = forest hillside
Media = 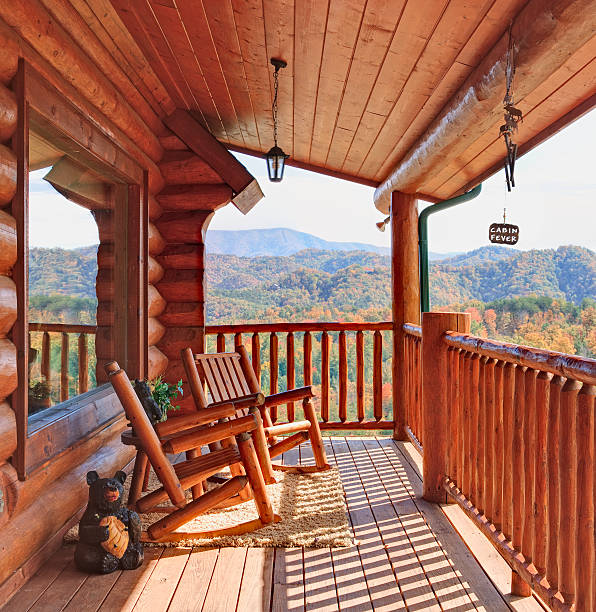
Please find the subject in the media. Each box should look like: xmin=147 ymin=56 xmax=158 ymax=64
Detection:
xmin=28 ymin=238 xmax=596 ymax=357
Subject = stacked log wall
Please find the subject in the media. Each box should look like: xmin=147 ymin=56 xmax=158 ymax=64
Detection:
xmin=0 ymin=79 xmax=18 ymax=528
xmin=0 ymin=8 xmax=161 ymax=597
xmin=155 ymin=148 xmax=232 ymax=412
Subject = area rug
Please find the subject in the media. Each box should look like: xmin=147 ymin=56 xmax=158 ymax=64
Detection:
xmin=65 ymin=467 xmax=352 ymax=548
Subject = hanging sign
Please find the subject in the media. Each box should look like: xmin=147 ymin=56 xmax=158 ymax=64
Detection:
xmin=489 ymin=223 xmax=519 ymax=245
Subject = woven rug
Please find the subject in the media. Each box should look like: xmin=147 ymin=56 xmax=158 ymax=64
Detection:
xmin=65 ymin=467 xmax=352 ymax=548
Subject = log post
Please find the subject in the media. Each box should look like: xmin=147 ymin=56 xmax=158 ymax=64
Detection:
xmin=391 ymin=191 xmax=420 ymax=440
xmin=422 ymin=311 xmax=470 ymax=502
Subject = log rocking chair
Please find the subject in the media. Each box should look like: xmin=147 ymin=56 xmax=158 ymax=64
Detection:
xmin=181 ymin=345 xmax=330 ymax=485
xmin=105 ymin=361 xmax=279 ymax=542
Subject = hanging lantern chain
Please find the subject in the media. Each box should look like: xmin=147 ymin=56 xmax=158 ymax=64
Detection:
xmin=272 ymin=65 xmax=280 ymax=147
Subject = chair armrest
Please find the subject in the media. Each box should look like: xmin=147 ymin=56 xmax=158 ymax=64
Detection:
xmin=154 ymin=403 xmax=236 ymax=437
xmin=162 ymin=413 xmax=259 ymax=454
xmin=209 ymin=392 xmax=265 ymax=411
xmin=264 ymin=386 xmax=314 ymax=408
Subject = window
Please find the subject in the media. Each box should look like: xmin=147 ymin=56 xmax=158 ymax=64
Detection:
xmin=11 ymin=61 xmax=148 ymax=478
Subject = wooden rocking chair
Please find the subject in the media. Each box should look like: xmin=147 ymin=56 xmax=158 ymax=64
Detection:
xmin=105 ymin=361 xmax=279 ymax=542
xmin=181 ymin=345 xmax=330 ymax=484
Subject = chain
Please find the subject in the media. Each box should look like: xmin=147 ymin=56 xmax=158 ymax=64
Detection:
xmin=272 ymin=67 xmax=279 ymax=146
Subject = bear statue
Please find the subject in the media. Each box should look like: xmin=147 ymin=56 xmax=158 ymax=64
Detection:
xmin=74 ymin=470 xmax=144 ymax=574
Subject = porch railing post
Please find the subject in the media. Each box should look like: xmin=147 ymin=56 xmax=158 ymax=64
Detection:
xmin=422 ymin=311 xmax=470 ymax=502
xmin=391 ymin=191 xmax=420 ymax=440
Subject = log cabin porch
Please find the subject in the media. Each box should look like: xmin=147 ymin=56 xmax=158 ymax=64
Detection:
xmin=0 ymin=1 xmax=594 ymax=611
xmin=2 ymin=438 xmax=547 ymax=611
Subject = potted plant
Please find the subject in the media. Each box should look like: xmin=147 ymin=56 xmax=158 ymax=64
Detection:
xmin=133 ymin=377 xmax=183 ymax=425
xmin=28 ymin=379 xmax=52 ymax=414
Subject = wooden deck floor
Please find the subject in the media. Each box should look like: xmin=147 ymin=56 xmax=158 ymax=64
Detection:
xmin=3 ymin=438 xmax=545 ymax=612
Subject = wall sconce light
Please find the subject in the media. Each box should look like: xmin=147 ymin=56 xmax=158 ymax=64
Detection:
xmin=265 ymin=58 xmax=289 ymax=182
xmin=376 ymin=216 xmax=390 ymax=232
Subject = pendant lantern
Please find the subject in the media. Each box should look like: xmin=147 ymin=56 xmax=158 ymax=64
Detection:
xmin=266 ymin=58 xmax=289 ymax=182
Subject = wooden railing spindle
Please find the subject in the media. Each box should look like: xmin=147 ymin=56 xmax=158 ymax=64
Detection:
xmin=493 ymin=361 xmax=504 ymax=532
xmin=338 ymin=331 xmax=347 ymax=422
xmin=476 ymin=356 xmax=487 ymax=514
xmin=286 ymin=332 xmax=295 ymax=422
xmin=469 ymin=354 xmax=480 ymax=507
xmin=78 ymin=333 xmax=88 ymax=394
xmin=502 ymin=362 xmax=515 ymax=543
xmin=546 ymin=375 xmax=563 ymax=591
xmin=575 ymin=383 xmax=594 ymax=610
xmin=373 ymin=330 xmax=382 ymax=421
xmin=321 ymin=331 xmax=330 ymax=422
xmin=484 ymin=358 xmax=496 ymax=523
xmin=216 ymin=333 xmax=225 ymax=353
xmin=533 ymin=371 xmax=550 ymax=576
xmin=41 ymin=330 xmax=50 ymax=382
xmin=522 ymin=368 xmax=537 ymax=564
xmin=60 ymin=332 xmax=69 ymax=402
xmin=234 ymin=332 xmax=242 ymax=349
xmin=303 ymin=331 xmax=312 ymax=387
xmin=269 ymin=332 xmax=278 ymax=422
xmin=356 ymin=330 xmax=365 ymax=421
xmin=512 ymin=366 xmax=526 ymax=555
xmin=251 ymin=333 xmax=261 ymax=384
xmin=558 ymin=379 xmax=580 ymax=605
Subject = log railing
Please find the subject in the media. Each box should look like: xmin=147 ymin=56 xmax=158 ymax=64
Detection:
xmin=403 ymin=323 xmax=422 ymax=452
xmin=423 ymin=311 xmax=595 ymax=611
xmin=205 ymin=322 xmax=393 ymax=430
xmin=28 ymin=323 xmax=97 ymax=404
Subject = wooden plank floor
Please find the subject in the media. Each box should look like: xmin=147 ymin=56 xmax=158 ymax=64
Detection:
xmin=2 ymin=438 xmax=544 ymax=612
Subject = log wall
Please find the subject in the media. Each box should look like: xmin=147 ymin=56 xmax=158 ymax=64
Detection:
xmin=0 ymin=77 xmax=18 ymax=534
xmin=155 ymin=144 xmax=232 ymax=411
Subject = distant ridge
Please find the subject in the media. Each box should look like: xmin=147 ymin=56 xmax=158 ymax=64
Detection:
xmin=206 ymin=227 xmax=461 ymax=259
xmin=206 ymin=228 xmax=390 ymax=256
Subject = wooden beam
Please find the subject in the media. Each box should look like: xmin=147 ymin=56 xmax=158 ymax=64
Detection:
xmin=374 ymin=0 xmax=596 ymax=212
xmin=163 ymin=110 xmax=263 ymax=214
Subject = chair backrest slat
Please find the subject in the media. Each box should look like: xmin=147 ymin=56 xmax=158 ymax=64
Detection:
xmin=199 ymin=359 xmax=224 ymax=402
xmin=213 ymin=357 xmax=234 ymax=399
xmin=223 ymin=355 xmax=248 ymax=396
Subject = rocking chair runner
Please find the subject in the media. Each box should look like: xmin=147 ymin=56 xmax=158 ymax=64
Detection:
xmin=105 ymin=361 xmax=278 ymax=542
xmin=181 ymin=345 xmax=330 ymax=484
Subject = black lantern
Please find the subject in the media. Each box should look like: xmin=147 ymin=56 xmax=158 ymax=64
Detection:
xmin=266 ymin=58 xmax=289 ymax=182
xmin=265 ymin=145 xmax=289 ymax=182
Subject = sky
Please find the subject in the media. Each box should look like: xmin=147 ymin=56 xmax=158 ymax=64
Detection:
xmin=29 ymin=109 xmax=595 ymax=254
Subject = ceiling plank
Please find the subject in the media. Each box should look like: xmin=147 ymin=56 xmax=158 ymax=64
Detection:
xmin=324 ymin=0 xmax=406 ymax=170
xmin=339 ymin=0 xmax=449 ymax=177
xmin=369 ymin=0 xmax=527 ymax=181
xmin=164 ymin=109 xmax=263 ymax=213
xmin=308 ymin=0 xmax=366 ymax=166
xmin=262 ymin=0 xmax=295 ymax=155
xmin=359 ymin=0 xmax=496 ymax=180
xmin=109 ymin=0 xmax=193 ymax=111
xmin=75 ymin=0 xmax=174 ymax=117
xmin=230 ymin=0 xmax=275 ymax=151
xmin=148 ymin=0 xmax=230 ymax=138
xmin=200 ymin=0 xmax=260 ymax=148
xmin=292 ymin=0 xmax=329 ymax=162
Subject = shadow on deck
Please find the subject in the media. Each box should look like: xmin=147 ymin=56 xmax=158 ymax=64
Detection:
xmin=2 ymin=439 xmax=546 ymax=611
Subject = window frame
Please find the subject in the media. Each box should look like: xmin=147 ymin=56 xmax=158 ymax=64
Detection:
xmin=12 ymin=60 xmax=148 ymax=479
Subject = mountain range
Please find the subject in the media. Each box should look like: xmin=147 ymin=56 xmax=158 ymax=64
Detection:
xmin=28 ymin=230 xmax=594 ymax=317
xmin=205 ymin=227 xmax=462 ymax=260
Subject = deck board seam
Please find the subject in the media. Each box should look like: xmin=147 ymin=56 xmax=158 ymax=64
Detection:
xmin=367 ymin=438 xmax=475 ymax=609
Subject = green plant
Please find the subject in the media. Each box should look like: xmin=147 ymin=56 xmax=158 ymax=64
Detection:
xmin=148 ymin=376 xmax=183 ymax=416
xmin=29 ymin=379 xmax=51 ymax=400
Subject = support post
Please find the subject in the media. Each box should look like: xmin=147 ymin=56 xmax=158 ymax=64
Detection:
xmin=422 ymin=311 xmax=470 ymax=502
xmin=391 ymin=191 xmax=420 ymax=440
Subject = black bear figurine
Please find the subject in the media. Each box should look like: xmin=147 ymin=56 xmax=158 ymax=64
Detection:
xmin=75 ymin=470 xmax=144 ymax=574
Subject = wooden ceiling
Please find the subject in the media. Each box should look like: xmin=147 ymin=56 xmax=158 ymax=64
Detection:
xmin=100 ymin=0 xmax=595 ymax=204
